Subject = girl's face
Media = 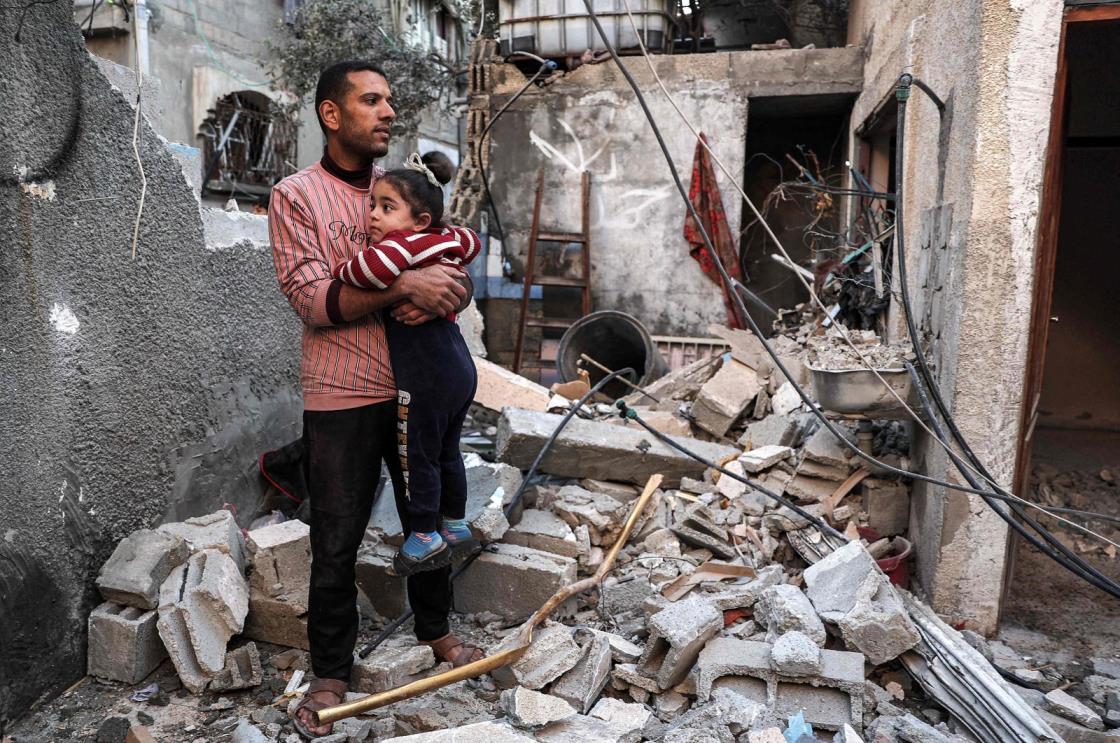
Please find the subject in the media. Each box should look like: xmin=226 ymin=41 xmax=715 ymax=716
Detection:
xmin=369 ymin=180 xmax=430 ymax=241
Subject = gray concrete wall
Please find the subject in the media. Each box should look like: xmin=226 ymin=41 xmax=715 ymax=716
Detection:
xmin=847 ymin=0 xmax=1063 ymax=633
xmin=0 ymin=3 xmax=301 ymax=723
xmin=484 ymin=47 xmax=862 ymax=335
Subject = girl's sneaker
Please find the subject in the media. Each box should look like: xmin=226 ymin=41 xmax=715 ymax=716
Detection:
xmin=439 ymin=517 xmax=480 ymax=556
xmin=390 ymin=531 xmax=452 ymax=577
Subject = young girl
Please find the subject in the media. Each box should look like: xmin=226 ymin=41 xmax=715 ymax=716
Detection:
xmin=332 ymin=152 xmax=481 ymax=577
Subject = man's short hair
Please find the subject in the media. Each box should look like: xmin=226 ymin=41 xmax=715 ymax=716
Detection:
xmin=315 ymin=61 xmax=387 ymax=134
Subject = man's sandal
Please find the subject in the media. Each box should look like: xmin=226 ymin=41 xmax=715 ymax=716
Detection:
xmin=292 ymin=677 xmax=347 ymax=739
xmin=420 ymin=633 xmax=485 ymax=667
xmin=388 ymin=541 xmax=453 ymax=577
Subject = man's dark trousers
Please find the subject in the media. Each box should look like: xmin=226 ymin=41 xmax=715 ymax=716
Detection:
xmin=304 ymin=401 xmax=452 ymax=682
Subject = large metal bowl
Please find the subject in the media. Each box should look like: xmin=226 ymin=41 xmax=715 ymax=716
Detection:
xmin=806 ymin=363 xmax=919 ymax=420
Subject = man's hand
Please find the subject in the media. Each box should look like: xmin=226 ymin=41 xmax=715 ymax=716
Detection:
xmin=397 ymin=264 xmax=468 ymax=316
xmin=390 ymin=301 xmax=437 ymax=326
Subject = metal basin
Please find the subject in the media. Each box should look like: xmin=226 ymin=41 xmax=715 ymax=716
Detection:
xmin=806 ymin=363 xmax=918 ymax=420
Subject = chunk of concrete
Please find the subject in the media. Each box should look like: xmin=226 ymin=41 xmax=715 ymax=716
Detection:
xmin=695 ymin=638 xmax=772 ymax=701
xmin=738 ymin=413 xmax=812 ymax=451
xmin=608 ymin=408 xmax=693 ymax=437
xmin=355 ymin=548 xmax=408 ymax=620
xmin=691 ymin=359 xmax=762 ymax=437
xmin=655 ymin=690 xmax=690 ymax=720
xmin=535 ymin=711 xmax=645 ymax=743
xmin=352 ymin=646 xmax=436 ymax=693
xmin=245 ymin=520 xmax=310 ymax=601
xmin=472 ymin=507 xmax=510 ymax=542
xmin=159 ymin=510 xmax=246 ymax=571
xmin=803 ymin=426 xmax=854 ymax=469
xmin=454 ymin=543 xmax=577 ymax=621
xmin=770 ymin=631 xmax=822 ymax=676
xmin=500 ymin=687 xmax=576 ymax=729
xmin=492 ymin=622 xmax=584 ymax=690
xmin=785 ymin=473 xmax=841 ymax=504
xmin=1045 ymin=689 xmax=1104 ymax=731
xmin=739 ymin=445 xmax=794 ymax=473
xmin=210 ymin=642 xmax=263 ymax=692
xmin=551 ymin=632 xmax=613 ymax=713
xmin=87 ymin=601 xmax=167 ymax=684
xmin=771 ymin=382 xmax=803 ymax=415
xmin=589 ymin=697 xmax=653 ymax=731
xmin=802 ymin=541 xmax=919 ymax=664
xmin=179 ymin=550 xmax=249 ymax=674
xmin=475 ymin=356 xmax=552 ymax=413
xmin=382 ymin=719 xmax=535 ymax=742
xmin=241 ymin=587 xmax=309 ymax=650
xmin=496 ymin=407 xmax=737 ymax=487
xmin=639 ymin=597 xmax=724 ymax=689
xmin=96 ymin=529 xmax=190 ymax=610
xmin=156 ymin=563 xmax=211 ymax=693
xmin=755 ymin=585 xmax=826 ymax=646
xmin=716 ymin=459 xmax=750 ymax=499
xmin=505 ymin=509 xmax=584 ymax=558
xmin=549 ymin=485 xmax=628 ymax=546
xmin=862 ymin=478 xmax=910 ymax=536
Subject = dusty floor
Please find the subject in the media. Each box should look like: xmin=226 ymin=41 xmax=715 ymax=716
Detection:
xmin=1002 ymin=427 xmax=1120 ymax=657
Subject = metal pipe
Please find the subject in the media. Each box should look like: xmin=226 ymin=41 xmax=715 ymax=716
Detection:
xmin=316 ymin=473 xmax=665 ymax=725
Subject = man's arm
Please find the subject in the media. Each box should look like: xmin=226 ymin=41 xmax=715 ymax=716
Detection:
xmin=336 ymin=265 xmax=468 ymax=322
xmin=391 ymin=272 xmax=474 ymax=325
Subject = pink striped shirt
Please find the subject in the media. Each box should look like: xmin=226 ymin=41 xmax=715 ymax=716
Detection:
xmin=269 ymin=161 xmax=395 ymax=411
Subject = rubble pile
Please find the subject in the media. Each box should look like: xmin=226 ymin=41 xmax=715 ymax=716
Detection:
xmin=33 ymin=326 xmax=1115 ymax=742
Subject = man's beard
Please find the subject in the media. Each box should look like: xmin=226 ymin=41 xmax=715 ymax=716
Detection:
xmin=339 ymin=122 xmax=389 ymax=162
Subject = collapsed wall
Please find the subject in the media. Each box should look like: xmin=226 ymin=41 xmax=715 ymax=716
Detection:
xmin=0 ymin=2 xmax=301 ymax=722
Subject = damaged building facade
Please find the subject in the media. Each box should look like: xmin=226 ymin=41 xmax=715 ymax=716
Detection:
xmin=2 ymin=0 xmax=1119 ymax=739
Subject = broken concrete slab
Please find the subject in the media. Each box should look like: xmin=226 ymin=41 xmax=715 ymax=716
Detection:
xmin=352 ymin=645 xmax=436 ymax=693
xmin=770 ymin=631 xmax=822 ymax=677
xmin=454 ymin=543 xmax=577 ymax=621
xmin=550 ymin=631 xmax=612 ymax=713
xmin=549 ymin=485 xmax=628 ymax=546
xmin=1045 ymin=688 xmax=1104 ymax=731
xmin=691 ymin=358 xmax=762 ymax=437
xmin=87 ymin=601 xmax=167 ymax=684
xmin=241 ymin=587 xmax=309 ymax=650
xmin=740 ymin=446 xmax=794 ymax=473
xmin=803 ymin=541 xmax=919 ymax=664
xmin=784 ymin=473 xmax=841 ymax=504
xmin=589 ymin=697 xmax=653 ymax=731
xmin=499 ymin=687 xmax=576 ymax=729
xmin=754 ymin=585 xmax=826 ymax=646
xmin=474 ymin=356 xmax=552 ymax=413
xmin=639 ymin=597 xmax=724 ymax=690
xmin=496 ymin=407 xmax=737 ymax=487
xmin=245 ymin=520 xmax=310 ymax=601
xmin=383 ymin=719 xmax=535 ymax=742
xmin=738 ymin=413 xmax=813 ymax=451
xmin=178 ymin=550 xmax=249 ymax=674
xmin=210 ymin=642 xmax=263 ymax=692
xmin=608 ymin=408 xmax=693 ymax=438
xmin=803 ymin=426 xmax=855 ymax=470
xmin=96 ymin=529 xmax=189 ymax=610
xmin=159 ymin=510 xmax=246 ymax=571
xmin=492 ymin=622 xmax=584 ymax=690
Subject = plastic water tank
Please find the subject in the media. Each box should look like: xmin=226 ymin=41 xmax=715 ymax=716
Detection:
xmin=499 ymin=0 xmax=673 ymax=58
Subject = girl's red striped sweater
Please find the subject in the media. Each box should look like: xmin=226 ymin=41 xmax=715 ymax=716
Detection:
xmin=331 ymin=226 xmax=481 ymax=290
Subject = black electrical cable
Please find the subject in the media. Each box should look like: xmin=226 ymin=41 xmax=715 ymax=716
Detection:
xmin=357 ymin=366 xmax=636 ymax=659
xmin=894 ymin=77 xmax=1120 ymax=597
xmin=580 ymin=0 xmax=1120 ymax=599
xmin=617 ymin=402 xmax=847 ymax=542
xmin=476 ymin=57 xmax=556 ymax=249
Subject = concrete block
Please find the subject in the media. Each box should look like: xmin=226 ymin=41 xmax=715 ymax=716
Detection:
xmin=500 ymin=687 xmax=576 ymax=729
xmin=382 ymin=720 xmax=536 ymax=742
xmin=210 ymin=642 xmax=263 ymax=692
xmin=472 ymin=507 xmax=510 ymax=542
xmin=505 ymin=509 xmax=583 ymax=558
xmin=159 ymin=510 xmax=246 ymax=572
xmin=802 ymin=541 xmax=919 ymax=664
xmin=639 ymin=597 xmax=723 ymax=689
xmin=740 ymin=445 xmax=794 ymax=473
xmin=87 ymin=601 xmax=167 ymax=683
xmin=803 ymin=427 xmax=854 ymax=469
xmin=770 ymin=631 xmax=822 ymax=676
xmin=755 ymin=585 xmax=826 ymax=646
xmin=492 ymin=622 xmax=583 ymax=690
xmin=246 ymin=520 xmax=310 ymax=601
xmin=96 ymin=529 xmax=189 ymax=610
xmin=355 ymin=549 xmax=408 ymax=619
xmin=549 ymin=485 xmax=627 ymax=545
xmin=156 ymin=564 xmax=211 ymax=693
xmin=695 ymin=638 xmax=772 ymax=701
xmin=496 ymin=407 xmax=738 ymax=487
xmin=352 ymin=646 xmax=436 ymax=693
xmin=1045 ymin=689 xmax=1104 ymax=731
xmin=180 ymin=550 xmax=249 ymax=674
xmin=242 ymin=587 xmax=309 ymax=650
xmin=474 ymin=356 xmax=552 ymax=413
xmin=738 ymin=413 xmax=811 ymax=450
xmin=862 ymin=479 xmax=910 ymax=536
xmin=551 ymin=632 xmax=613 ymax=713
xmin=589 ymin=697 xmax=653 ymax=733
xmin=691 ymin=359 xmax=762 ymax=437
xmin=454 ymin=543 xmax=577 ymax=621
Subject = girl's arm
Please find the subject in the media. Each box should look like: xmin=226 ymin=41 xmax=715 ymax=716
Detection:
xmin=332 ymin=230 xmax=466 ymax=289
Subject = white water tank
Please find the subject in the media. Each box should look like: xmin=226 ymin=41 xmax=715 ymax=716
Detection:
xmin=499 ymin=0 xmax=673 ymax=58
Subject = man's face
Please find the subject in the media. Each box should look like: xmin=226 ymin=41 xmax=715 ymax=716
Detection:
xmin=331 ymin=70 xmax=396 ymax=160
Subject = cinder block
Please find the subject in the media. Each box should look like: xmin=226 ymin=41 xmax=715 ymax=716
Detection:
xmin=159 ymin=510 xmax=246 ymax=571
xmin=96 ymin=529 xmax=189 ymax=610
xmin=638 ymin=597 xmax=723 ymax=690
xmin=210 ymin=641 xmax=263 ymax=692
xmin=355 ymin=549 xmax=408 ymax=620
xmin=246 ymin=520 xmax=310 ymax=600
xmin=181 ymin=550 xmax=249 ymax=674
xmin=87 ymin=601 xmax=167 ymax=684
xmin=453 ymin=543 xmax=577 ymax=621
xmin=351 ymin=646 xmax=435 ymax=693
xmin=241 ymin=587 xmax=309 ymax=650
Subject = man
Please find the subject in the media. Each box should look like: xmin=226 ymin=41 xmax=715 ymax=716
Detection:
xmin=268 ymin=61 xmax=483 ymax=738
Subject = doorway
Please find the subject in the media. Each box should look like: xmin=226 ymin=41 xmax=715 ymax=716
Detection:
xmin=1005 ymin=7 xmax=1120 ymax=654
